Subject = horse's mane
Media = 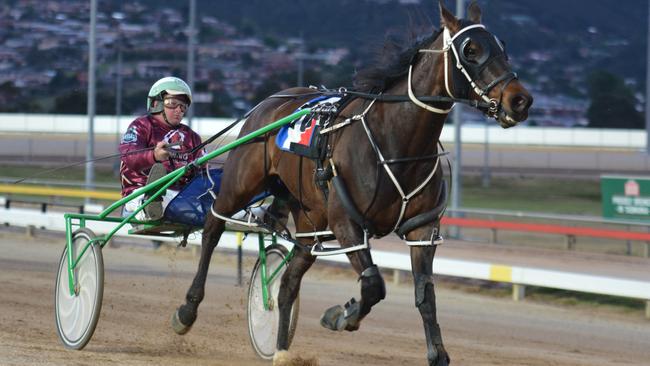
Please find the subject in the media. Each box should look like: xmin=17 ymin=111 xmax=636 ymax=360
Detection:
xmin=353 ymin=28 xmax=444 ymax=93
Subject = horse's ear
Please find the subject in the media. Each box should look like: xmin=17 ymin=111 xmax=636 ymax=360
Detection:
xmin=438 ymin=0 xmax=460 ymax=32
xmin=467 ymin=0 xmax=482 ymax=24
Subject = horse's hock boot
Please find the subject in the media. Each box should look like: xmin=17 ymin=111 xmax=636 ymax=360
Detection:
xmin=143 ymin=163 xmax=166 ymax=220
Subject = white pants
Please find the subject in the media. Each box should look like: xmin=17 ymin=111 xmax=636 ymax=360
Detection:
xmin=122 ymin=189 xmax=179 ymax=220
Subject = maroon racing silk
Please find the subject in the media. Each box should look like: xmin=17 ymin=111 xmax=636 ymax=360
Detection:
xmin=119 ymin=115 xmax=204 ymax=197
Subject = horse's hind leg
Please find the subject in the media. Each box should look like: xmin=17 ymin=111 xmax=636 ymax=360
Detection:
xmin=275 ymin=208 xmax=321 ymax=352
xmin=275 ymin=244 xmax=315 ymax=351
xmin=172 ymin=156 xmax=267 ymax=334
xmin=171 ymin=212 xmax=226 ymax=334
xmin=408 ymin=225 xmax=450 ymax=366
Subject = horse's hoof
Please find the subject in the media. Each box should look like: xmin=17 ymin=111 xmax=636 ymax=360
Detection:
xmin=344 ymin=321 xmax=360 ymax=332
xmin=433 ymin=357 xmax=450 ymax=366
xmin=320 ymin=298 xmax=361 ymax=332
xmin=428 ymin=349 xmax=450 ymax=366
xmin=320 ymin=304 xmax=344 ymax=331
xmin=170 ymin=309 xmax=192 ymax=335
xmin=429 ymin=358 xmax=449 ymax=366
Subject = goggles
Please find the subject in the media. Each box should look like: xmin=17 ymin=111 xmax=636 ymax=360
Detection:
xmin=163 ymin=98 xmax=188 ymax=112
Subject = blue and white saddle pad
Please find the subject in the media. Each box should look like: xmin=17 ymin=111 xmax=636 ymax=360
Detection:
xmin=275 ymin=95 xmax=341 ymax=153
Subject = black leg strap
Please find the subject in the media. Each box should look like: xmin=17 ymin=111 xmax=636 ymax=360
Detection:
xmin=358 ymin=264 xmax=380 ymax=281
xmin=358 ymin=264 xmax=386 ymax=302
xmin=414 ymin=273 xmax=435 ymax=307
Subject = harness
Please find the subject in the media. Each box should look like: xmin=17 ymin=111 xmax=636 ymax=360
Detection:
xmin=301 ymin=24 xmax=518 ymax=251
xmin=209 ymin=23 xmax=518 ymax=255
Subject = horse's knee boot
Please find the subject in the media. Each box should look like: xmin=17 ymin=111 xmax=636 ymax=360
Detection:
xmin=414 ymin=274 xmax=449 ymax=366
xmin=359 ymin=265 xmax=386 ymax=308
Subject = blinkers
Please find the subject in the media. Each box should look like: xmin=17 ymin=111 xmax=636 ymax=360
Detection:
xmin=450 ymin=24 xmax=515 ymax=97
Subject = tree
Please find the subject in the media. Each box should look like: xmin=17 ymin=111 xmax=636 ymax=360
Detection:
xmin=586 ymin=71 xmax=643 ymax=129
xmin=52 ymin=90 xmax=117 ymax=115
xmin=252 ymin=68 xmax=325 ymax=104
xmin=53 ymin=90 xmax=86 ymax=114
xmin=207 ymin=91 xmax=233 ymax=117
xmin=0 ymin=81 xmax=41 ymax=112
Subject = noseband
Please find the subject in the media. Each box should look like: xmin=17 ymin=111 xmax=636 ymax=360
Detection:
xmin=409 ymin=23 xmax=518 ymax=118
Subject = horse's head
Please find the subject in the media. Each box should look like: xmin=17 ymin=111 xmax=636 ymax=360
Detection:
xmin=439 ymin=0 xmax=533 ymax=128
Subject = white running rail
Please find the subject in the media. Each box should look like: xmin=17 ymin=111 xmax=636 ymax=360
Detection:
xmin=2 ymin=206 xmax=649 ymax=317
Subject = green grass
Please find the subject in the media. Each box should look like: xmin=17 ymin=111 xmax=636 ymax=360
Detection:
xmin=2 ymin=165 xmax=604 ymax=215
xmin=2 ymin=165 xmax=118 ymax=186
xmin=525 ymin=286 xmax=646 ymax=311
xmin=1 ymin=165 xmax=120 ymax=206
xmin=461 ymin=175 xmax=602 ymax=216
xmin=435 ymin=277 xmax=647 ymax=317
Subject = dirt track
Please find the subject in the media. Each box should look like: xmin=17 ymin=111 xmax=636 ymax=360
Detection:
xmin=1 ymin=230 xmax=650 ymax=366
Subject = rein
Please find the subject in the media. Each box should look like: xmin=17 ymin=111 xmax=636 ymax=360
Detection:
xmin=335 ymin=89 xmax=490 ymax=109
xmin=268 ymin=88 xmax=491 ymax=112
xmin=13 ymin=113 xmax=249 ymax=185
xmin=11 ymin=143 xmax=179 ymax=184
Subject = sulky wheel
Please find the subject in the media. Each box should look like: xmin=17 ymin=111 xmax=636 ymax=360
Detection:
xmin=54 ymin=228 xmax=104 ymax=350
xmin=247 ymin=244 xmax=299 ymax=360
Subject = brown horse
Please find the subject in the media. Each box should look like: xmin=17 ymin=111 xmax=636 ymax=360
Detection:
xmin=173 ymin=1 xmax=532 ymax=365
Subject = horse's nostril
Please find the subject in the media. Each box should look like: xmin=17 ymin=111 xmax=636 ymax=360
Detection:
xmin=510 ymin=94 xmax=532 ymax=114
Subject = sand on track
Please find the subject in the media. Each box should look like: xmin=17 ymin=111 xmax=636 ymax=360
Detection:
xmin=1 ymin=230 xmax=649 ymax=366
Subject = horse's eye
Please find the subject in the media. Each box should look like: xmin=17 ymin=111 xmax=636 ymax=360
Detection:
xmin=462 ymin=42 xmax=479 ymax=62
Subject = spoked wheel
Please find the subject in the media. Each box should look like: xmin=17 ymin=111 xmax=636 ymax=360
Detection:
xmin=247 ymin=244 xmax=299 ymax=360
xmin=54 ymin=228 xmax=104 ymax=350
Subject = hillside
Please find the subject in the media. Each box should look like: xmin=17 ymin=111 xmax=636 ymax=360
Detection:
xmin=0 ymin=0 xmax=647 ymax=123
xmin=106 ymin=0 xmax=650 ymax=101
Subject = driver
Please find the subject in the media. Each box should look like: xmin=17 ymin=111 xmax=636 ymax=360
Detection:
xmin=119 ymin=76 xmax=204 ymax=220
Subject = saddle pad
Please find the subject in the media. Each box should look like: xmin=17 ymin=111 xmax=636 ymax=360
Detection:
xmin=275 ymin=95 xmax=341 ymax=154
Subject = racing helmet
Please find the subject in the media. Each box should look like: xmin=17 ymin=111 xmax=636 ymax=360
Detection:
xmin=146 ymin=76 xmax=192 ymax=114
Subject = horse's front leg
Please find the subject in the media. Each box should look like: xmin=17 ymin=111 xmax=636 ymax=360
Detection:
xmin=320 ymin=226 xmax=386 ymax=332
xmin=171 ymin=214 xmax=225 ymax=334
xmin=408 ymin=224 xmax=450 ymax=366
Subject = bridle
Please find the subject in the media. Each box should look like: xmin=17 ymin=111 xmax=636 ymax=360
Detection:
xmin=409 ymin=23 xmax=518 ymax=119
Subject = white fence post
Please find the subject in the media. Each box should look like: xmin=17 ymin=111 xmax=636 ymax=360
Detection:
xmin=512 ymin=284 xmax=526 ymax=301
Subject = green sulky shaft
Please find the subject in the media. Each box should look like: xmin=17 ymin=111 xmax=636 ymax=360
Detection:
xmin=196 ymin=108 xmax=311 ymax=166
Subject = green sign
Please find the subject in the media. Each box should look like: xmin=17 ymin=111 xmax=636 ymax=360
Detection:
xmin=601 ymin=175 xmax=650 ymax=221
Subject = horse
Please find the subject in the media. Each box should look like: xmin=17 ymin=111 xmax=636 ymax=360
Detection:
xmin=172 ymin=1 xmax=532 ymax=365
